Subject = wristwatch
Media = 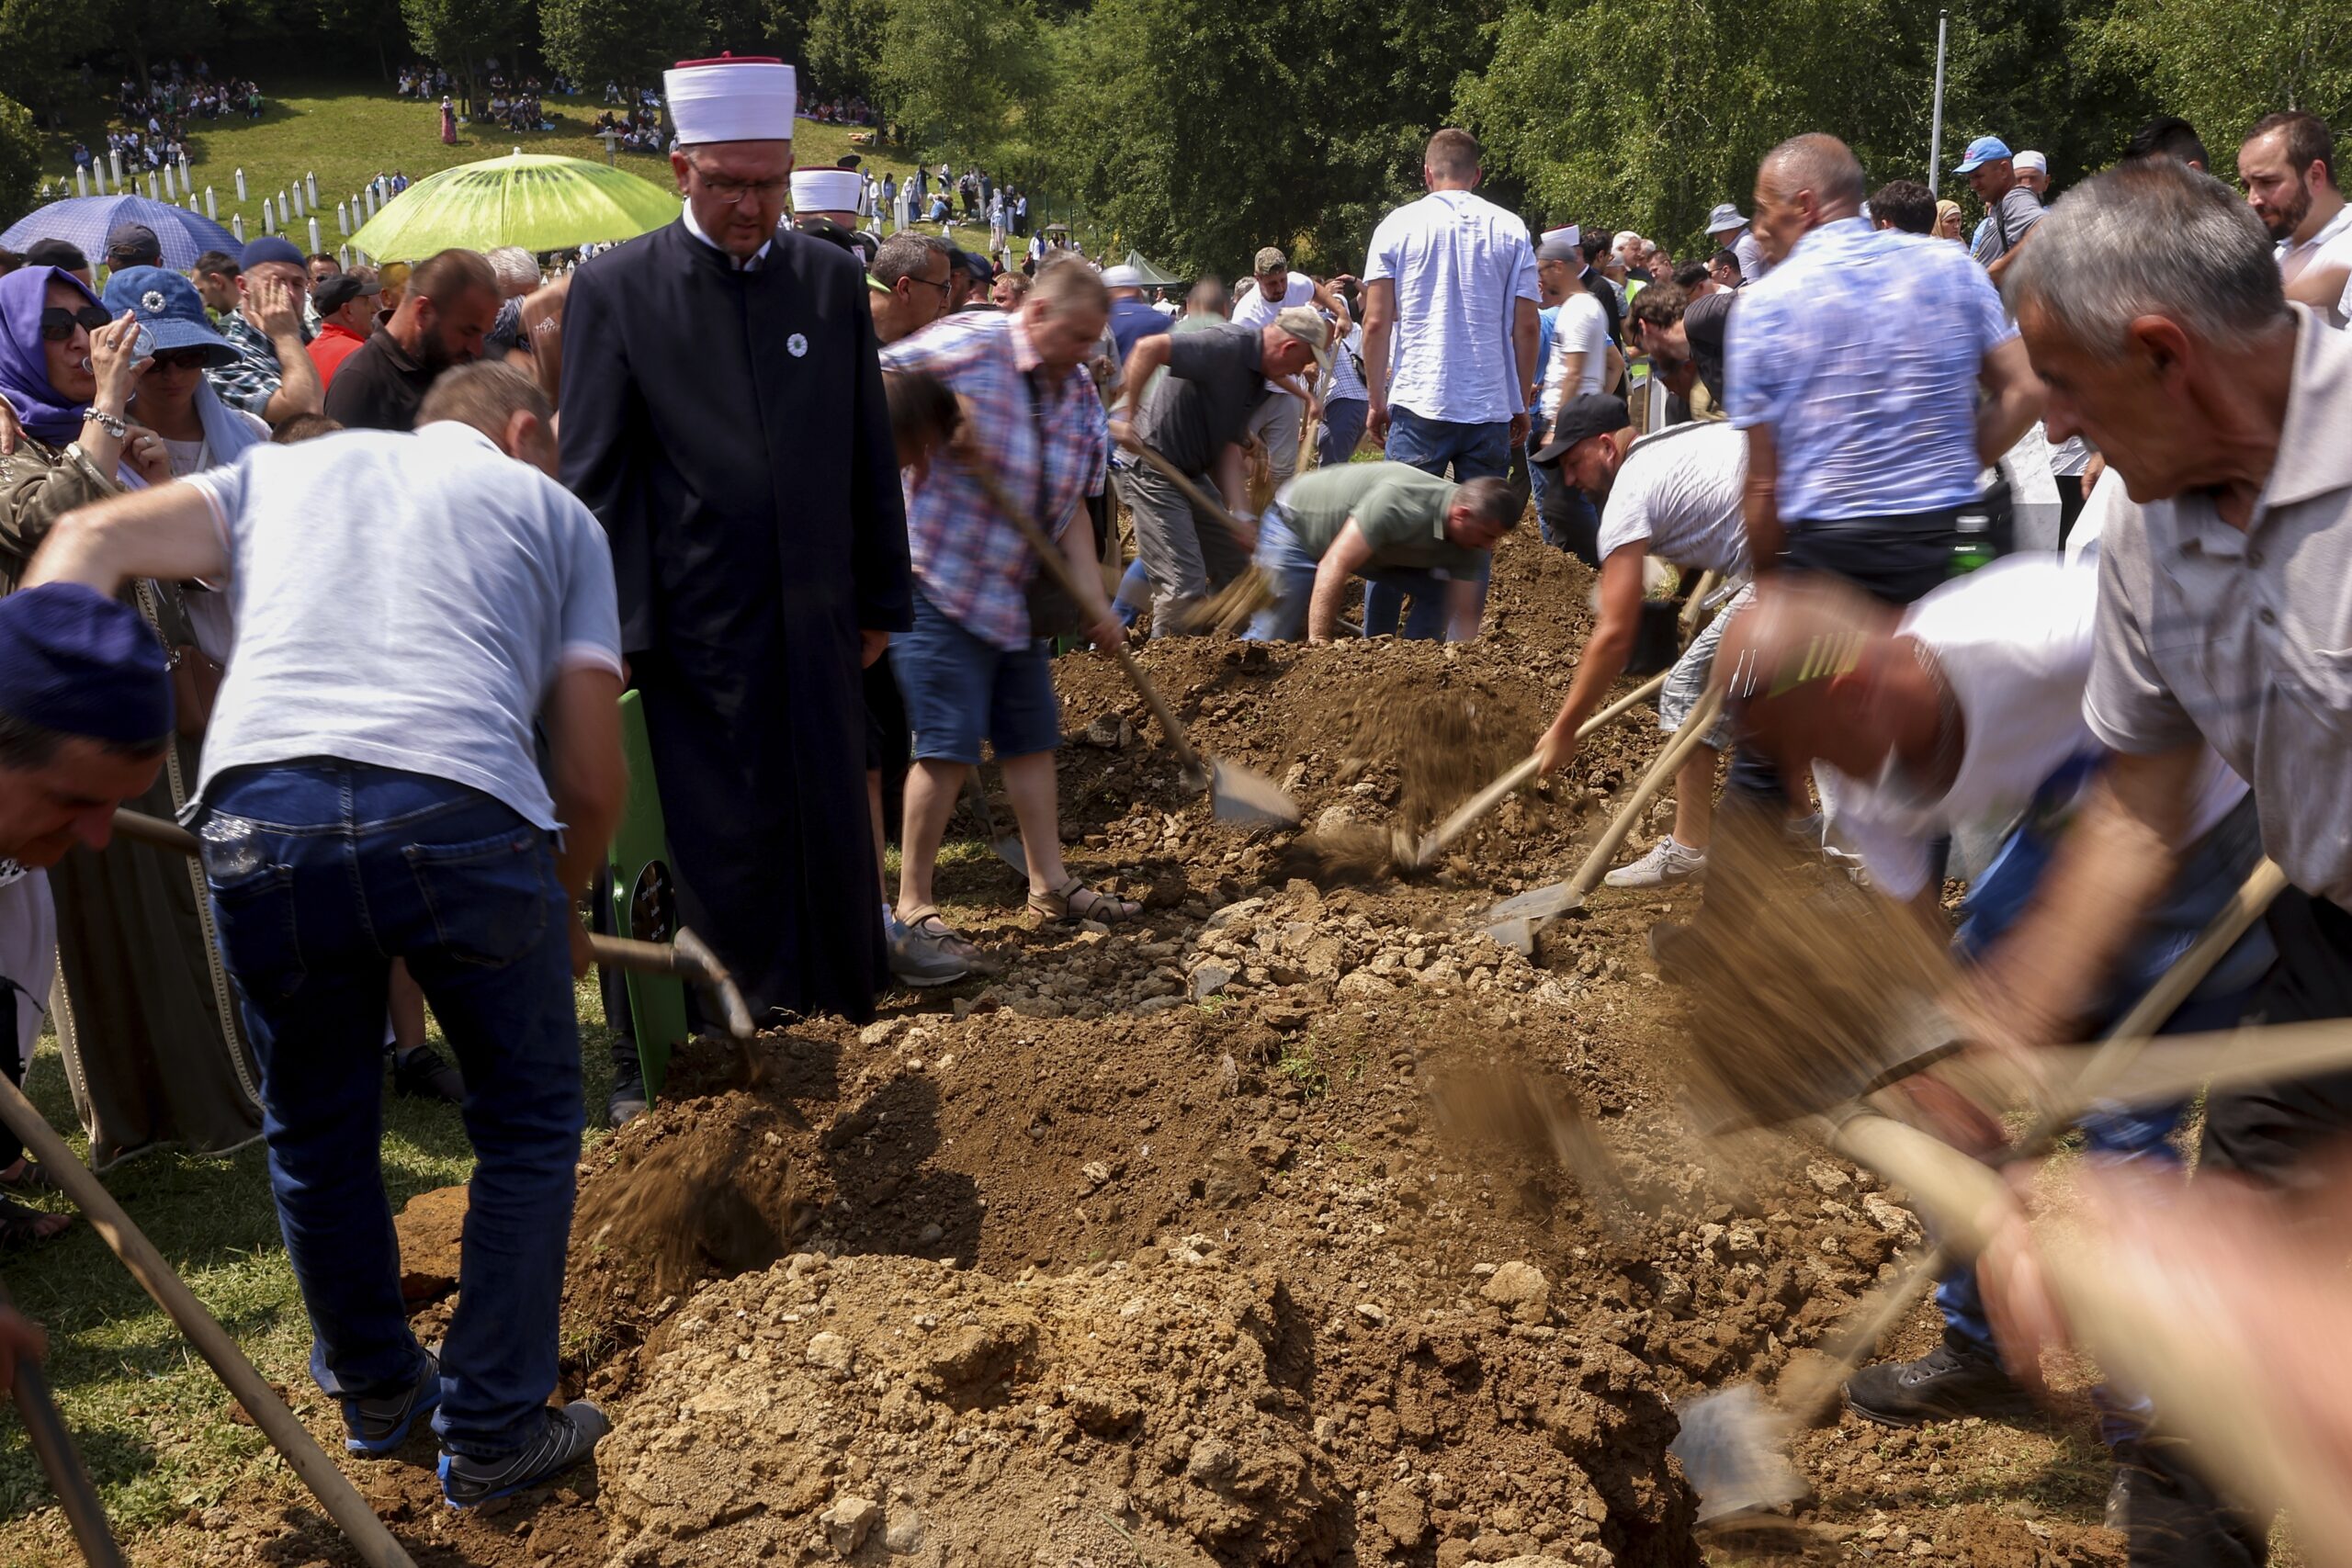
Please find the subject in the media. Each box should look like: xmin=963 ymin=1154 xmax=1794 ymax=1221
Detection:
xmin=82 ymin=407 xmax=128 ymax=439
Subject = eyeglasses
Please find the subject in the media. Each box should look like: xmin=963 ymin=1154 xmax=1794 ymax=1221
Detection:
xmin=39 ymin=305 xmax=112 ymax=343
xmin=688 ymin=164 xmax=788 ymax=206
xmin=149 ymin=347 xmax=213 ymax=371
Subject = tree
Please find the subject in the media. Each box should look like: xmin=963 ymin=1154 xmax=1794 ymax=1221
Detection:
xmin=870 ymin=0 xmax=1044 ymax=162
xmin=542 ymin=0 xmax=707 ymax=91
xmin=2088 ymin=0 xmax=2351 ymax=175
xmin=0 ymin=95 xmax=40 ymax=225
xmin=806 ymin=0 xmax=887 ymax=108
xmin=403 ymin=0 xmax=535 ymax=103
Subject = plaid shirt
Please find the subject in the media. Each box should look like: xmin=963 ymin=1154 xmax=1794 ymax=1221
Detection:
xmin=1724 ymin=218 xmax=2014 ymax=523
xmin=880 ymin=311 xmax=1107 ymax=649
xmin=208 ymin=311 xmax=300 ymax=418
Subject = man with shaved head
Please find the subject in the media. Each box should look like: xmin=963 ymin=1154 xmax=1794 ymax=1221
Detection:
xmin=1720 ymin=131 xmax=2043 ymax=816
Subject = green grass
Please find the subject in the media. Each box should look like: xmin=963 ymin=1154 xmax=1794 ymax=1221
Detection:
xmin=24 ymin=73 xmax=1002 ymax=250
xmin=0 ymin=978 xmax=618 ymax=1559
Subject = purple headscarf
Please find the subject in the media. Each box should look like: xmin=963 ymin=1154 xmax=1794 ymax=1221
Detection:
xmin=0 ymin=266 xmax=105 ymax=446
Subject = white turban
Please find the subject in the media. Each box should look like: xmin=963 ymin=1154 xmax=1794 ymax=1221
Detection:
xmin=664 ymin=57 xmax=796 ymax=146
xmin=789 ymin=167 xmax=863 ymax=213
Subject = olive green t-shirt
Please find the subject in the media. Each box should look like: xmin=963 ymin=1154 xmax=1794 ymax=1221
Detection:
xmin=1274 ymin=461 xmax=1477 ymax=572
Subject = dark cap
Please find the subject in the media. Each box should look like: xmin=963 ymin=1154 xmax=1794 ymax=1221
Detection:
xmin=239 ymin=236 xmax=306 ymax=271
xmin=105 ymin=222 xmax=163 ymax=267
xmin=312 ymin=273 xmax=381 ymax=314
xmin=0 ymin=582 xmax=171 ymax=746
xmin=22 ymin=238 xmax=87 ymax=273
xmin=1532 ymin=394 xmax=1632 ymax=466
xmin=962 ymin=251 xmax=995 ymax=286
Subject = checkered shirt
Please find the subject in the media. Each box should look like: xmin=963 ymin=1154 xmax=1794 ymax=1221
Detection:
xmin=879 ymin=311 xmax=1107 ymax=649
xmin=207 ymin=311 xmax=292 ymax=418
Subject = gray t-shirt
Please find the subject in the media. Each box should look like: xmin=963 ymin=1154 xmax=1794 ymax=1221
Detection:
xmin=1971 ymin=186 xmax=2044 ymax=266
xmin=187 ymin=423 xmax=624 ymax=829
xmin=1135 ymin=322 xmax=1268 ymax=476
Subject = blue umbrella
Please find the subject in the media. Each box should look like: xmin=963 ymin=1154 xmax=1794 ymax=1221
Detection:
xmin=1 ymin=194 xmax=241 ymax=270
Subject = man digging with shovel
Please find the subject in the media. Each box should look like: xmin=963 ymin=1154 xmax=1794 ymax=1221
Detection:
xmin=878 ymin=263 xmax=1136 ymax=987
xmin=1714 ymin=558 xmax=2270 ymax=1528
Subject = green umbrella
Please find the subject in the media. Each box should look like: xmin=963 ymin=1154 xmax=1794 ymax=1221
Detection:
xmin=349 ymin=150 xmax=679 ymax=261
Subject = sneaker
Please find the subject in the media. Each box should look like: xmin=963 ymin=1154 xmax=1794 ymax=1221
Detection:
xmin=345 ymin=1350 xmax=441 ymax=1456
xmin=1605 ymin=837 xmax=1707 ymax=888
xmin=439 ymin=1401 xmax=611 ymax=1508
xmin=606 ymin=1046 xmax=649 ymax=1128
xmin=888 ymin=913 xmax=974 ymax=988
xmin=391 ymin=1044 xmax=464 ymax=1105
xmin=1843 ymin=1338 xmax=2033 ymax=1427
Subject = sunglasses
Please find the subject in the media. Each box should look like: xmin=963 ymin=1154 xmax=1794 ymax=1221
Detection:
xmin=40 ymin=305 xmax=112 ymax=343
xmin=148 ymin=347 xmax=213 ymax=371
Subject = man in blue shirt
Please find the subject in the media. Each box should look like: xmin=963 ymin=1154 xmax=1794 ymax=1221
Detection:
xmin=1102 ymin=265 xmax=1170 ymax=362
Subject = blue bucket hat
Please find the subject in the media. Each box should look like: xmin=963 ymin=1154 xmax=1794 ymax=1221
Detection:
xmin=100 ymin=266 xmax=235 ymax=369
xmin=1955 ymin=135 xmax=2014 ymax=175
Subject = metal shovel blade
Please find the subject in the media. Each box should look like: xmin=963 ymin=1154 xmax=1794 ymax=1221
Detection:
xmin=1210 ymin=760 xmax=1301 ymax=827
xmin=1476 ymin=882 xmax=1585 ymax=946
xmin=1670 ymin=1383 xmax=1806 ymax=1526
xmin=991 ymin=836 xmax=1026 ymax=873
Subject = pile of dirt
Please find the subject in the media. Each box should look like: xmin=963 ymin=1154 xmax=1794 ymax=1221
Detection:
xmin=598 ymin=1248 xmax=1690 ymax=1566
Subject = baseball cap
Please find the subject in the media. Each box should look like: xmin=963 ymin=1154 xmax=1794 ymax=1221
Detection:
xmin=240 ymin=235 xmax=307 ymax=271
xmin=1955 ymin=135 xmax=2014 ymax=174
xmin=1253 ymin=245 xmax=1288 ymax=275
xmin=1101 ymin=264 xmax=1143 ymax=288
xmin=1272 ymin=306 xmax=1331 ymax=367
xmin=312 ymin=272 xmax=382 ymax=314
xmin=99 ymin=267 xmax=236 ymax=367
xmin=1532 ymin=394 xmax=1630 ymax=467
xmin=2014 ymin=149 xmax=2048 ymax=175
xmin=963 ymin=252 xmax=996 ymax=287
xmin=1703 ymin=203 xmax=1747 ymax=235
xmin=104 ymin=222 xmax=162 ymax=268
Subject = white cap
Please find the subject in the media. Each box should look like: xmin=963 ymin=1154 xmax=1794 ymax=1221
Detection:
xmin=2014 ymin=149 xmax=2048 ymax=175
xmin=664 ymin=56 xmax=796 ymax=146
xmin=1101 ymin=264 xmax=1143 ymax=288
xmin=1543 ymin=223 xmax=1581 ymax=248
xmin=790 ymin=167 xmax=862 ymax=212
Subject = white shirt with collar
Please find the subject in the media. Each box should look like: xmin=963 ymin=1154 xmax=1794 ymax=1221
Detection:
xmin=2278 ymin=198 xmax=2352 ymax=288
xmin=682 ymin=198 xmax=775 ymax=271
xmin=1363 ymin=187 xmax=1540 ymax=425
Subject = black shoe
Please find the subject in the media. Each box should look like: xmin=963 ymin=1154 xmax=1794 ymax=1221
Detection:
xmin=439 ymin=1401 xmax=610 ymax=1508
xmin=344 ymin=1350 xmax=441 ymax=1456
xmin=392 ymin=1044 xmax=465 ymax=1105
xmin=1843 ymin=1337 xmax=2034 ymax=1427
xmin=2109 ymin=1437 xmax=2271 ymax=1566
xmin=606 ymin=1048 xmax=648 ymax=1127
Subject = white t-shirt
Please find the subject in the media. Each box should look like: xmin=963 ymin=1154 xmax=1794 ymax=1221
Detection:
xmin=1826 ymin=557 xmax=2245 ymax=901
xmin=1539 ymin=291 xmax=1609 ymax=421
xmin=1733 ymin=230 xmax=1770 ymax=286
xmin=1363 ymin=188 xmax=1540 ymax=424
xmin=187 ymin=423 xmax=624 ymax=830
xmin=1231 ymin=279 xmax=1310 ymax=395
xmin=2278 ymin=201 xmax=2352 ymax=290
xmin=1593 ymin=421 xmax=1748 ymax=571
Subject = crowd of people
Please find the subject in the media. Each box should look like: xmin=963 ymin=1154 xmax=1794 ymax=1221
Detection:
xmin=73 ymin=62 xmax=266 ymax=181
xmin=0 ymin=48 xmax=2348 ymax=1557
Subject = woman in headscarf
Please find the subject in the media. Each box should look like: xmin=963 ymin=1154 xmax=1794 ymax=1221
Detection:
xmin=0 ymin=264 xmax=170 ymax=1229
xmin=1934 ymin=199 xmax=1966 ymax=243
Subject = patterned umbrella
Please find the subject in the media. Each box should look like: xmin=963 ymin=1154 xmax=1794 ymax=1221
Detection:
xmin=349 ymin=150 xmax=679 ymax=261
xmin=1 ymin=194 xmax=240 ymax=270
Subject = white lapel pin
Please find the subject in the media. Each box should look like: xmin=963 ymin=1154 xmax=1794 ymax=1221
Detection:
xmin=786 ymin=332 xmax=808 ymax=358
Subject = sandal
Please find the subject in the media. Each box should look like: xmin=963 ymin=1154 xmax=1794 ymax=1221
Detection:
xmin=1029 ymin=878 xmax=1141 ymax=926
xmin=0 ymin=1158 xmax=64 ymax=1195
xmin=0 ymin=1196 xmax=69 ymax=1247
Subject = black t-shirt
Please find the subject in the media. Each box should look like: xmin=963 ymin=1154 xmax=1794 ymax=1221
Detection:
xmin=1583 ymin=265 xmax=1624 ymax=346
xmin=322 ymin=326 xmax=434 ymax=432
xmin=1682 ymin=289 xmax=1734 ymax=408
xmin=1135 ymin=322 xmax=1268 ymax=475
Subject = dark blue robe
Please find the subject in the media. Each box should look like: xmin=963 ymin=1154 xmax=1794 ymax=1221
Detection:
xmin=560 ymin=219 xmax=910 ymax=1022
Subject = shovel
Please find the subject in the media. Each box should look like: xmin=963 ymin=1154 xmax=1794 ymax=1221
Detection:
xmin=0 ymin=1280 xmax=124 ymax=1568
xmin=1121 ymin=442 xmax=1275 ymax=635
xmin=962 ymin=772 xmax=1027 ymax=874
xmin=1669 ymin=857 xmax=2287 ymax=1524
xmin=109 ymin=809 xmax=759 ymax=1043
xmin=967 ymin=469 xmax=1300 ymax=828
xmin=1404 ymin=669 xmax=1673 ymax=873
xmin=1474 ymin=689 xmax=1724 ymax=953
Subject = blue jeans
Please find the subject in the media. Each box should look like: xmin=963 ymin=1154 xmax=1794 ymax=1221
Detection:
xmin=1933 ymin=792 xmax=2269 ymax=1440
xmin=1368 ymin=406 xmax=1507 ymax=637
xmin=199 ymin=761 xmax=582 ymax=1458
xmin=1317 ymin=398 xmax=1368 ymax=468
xmin=1245 ymin=509 xmax=1453 ymax=642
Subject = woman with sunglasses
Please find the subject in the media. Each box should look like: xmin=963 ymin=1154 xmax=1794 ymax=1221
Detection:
xmin=0 ymin=265 xmax=154 ymax=582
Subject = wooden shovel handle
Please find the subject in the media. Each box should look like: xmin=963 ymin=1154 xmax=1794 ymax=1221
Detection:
xmin=0 ymin=1078 xmax=417 ymax=1568
xmin=0 ymin=1281 xmax=122 ymax=1568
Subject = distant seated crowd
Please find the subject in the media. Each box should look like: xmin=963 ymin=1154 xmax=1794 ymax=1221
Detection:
xmin=591 ymin=107 xmax=666 ymax=152
xmin=801 ymin=93 xmax=875 ymax=126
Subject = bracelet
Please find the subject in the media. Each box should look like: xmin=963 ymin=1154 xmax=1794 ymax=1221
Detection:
xmin=82 ymin=408 xmax=127 ymax=439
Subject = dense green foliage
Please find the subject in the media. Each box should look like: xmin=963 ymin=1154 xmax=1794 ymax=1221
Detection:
xmin=6 ymin=0 xmax=2347 ymax=268
xmin=0 ymin=93 xmax=40 ymax=218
